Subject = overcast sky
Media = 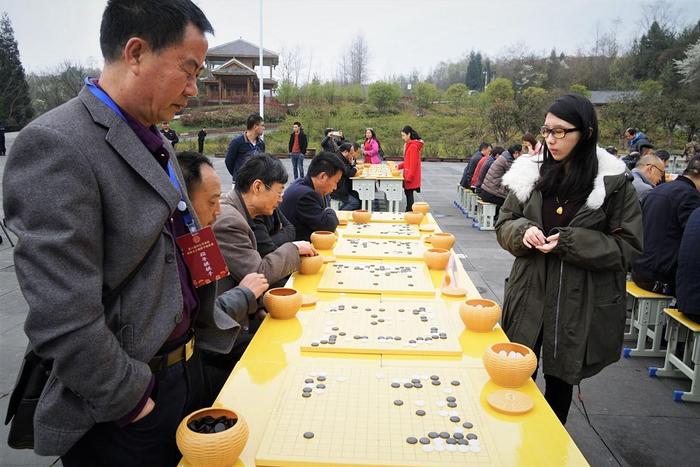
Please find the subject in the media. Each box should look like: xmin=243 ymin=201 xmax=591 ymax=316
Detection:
xmin=3 ymin=0 xmax=698 ymax=81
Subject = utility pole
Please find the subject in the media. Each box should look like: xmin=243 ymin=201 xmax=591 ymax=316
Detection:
xmin=259 ymin=0 xmax=264 ymax=119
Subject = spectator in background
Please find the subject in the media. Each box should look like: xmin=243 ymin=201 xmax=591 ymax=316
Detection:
xmin=655 ymin=149 xmax=671 ymax=185
xmin=478 ymin=144 xmax=522 ymax=216
xmin=460 ymin=142 xmax=491 ymax=188
xmin=332 ymin=142 xmax=361 ymax=211
xmin=398 ymin=125 xmax=423 ymax=212
xmin=321 ymin=128 xmax=343 ymax=153
xmin=626 ymin=127 xmax=651 ymax=153
xmin=0 ymin=120 xmax=5 ymax=156
xmin=197 ymin=127 xmax=207 ymax=154
xmin=631 ymin=153 xmax=665 ymax=201
xmin=471 ymin=146 xmax=503 ymax=190
xmin=160 ymin=121 xmax=179 ymax=149
xmin=225 ymin=113 xmax=265 ymax=183
xmin=288 ymin=121 xmax=308 ymax=180
xmin=522 ymin=132 xmax=543 ymax=156
xmin=622 ymin=151 xmax=641 ymax=170
xmin=280 ymin=152 xmax=343 ymax=241
xmin=683 ymin=135 xmax=699 ymax=162
xmin=676 ymin=207 xmax=700 ymax=323
xmin=632 ymin=156 xmax=700 ymax=295
xmin=363 ymin=128 xmax=382 ymax=164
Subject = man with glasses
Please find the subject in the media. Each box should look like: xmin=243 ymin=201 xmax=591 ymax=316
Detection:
xmin=631 ymin=154 xmax=665 ymax=201
xmin=225 ymin=113 xmax=266 ymax=183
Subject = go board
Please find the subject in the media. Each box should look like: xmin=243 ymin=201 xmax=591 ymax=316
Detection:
xmin=316 ymin=261 xmax=435 ymax=295
xmin=255 ymin=364 xmax=494 ymax=467
xmin=342 ymin=222 xmax=421 ymax=239
xmin=366 ymin=211 xmax=408 ymax=223
xmin=334 ymin=238 xmax=426 ymax=261
xmin=298 ymin=299 xmax=463 ymax=356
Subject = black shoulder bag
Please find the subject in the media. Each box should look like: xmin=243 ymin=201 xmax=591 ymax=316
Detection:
xmin=5 ymin=239 xmax=160 ymax=449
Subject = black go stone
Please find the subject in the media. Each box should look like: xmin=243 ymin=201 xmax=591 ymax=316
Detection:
xmin=416 ymin=409 xmax=426 ymax=416
xmin=394 ymin=400 xmax=404 ymax=406
xmin=462 ymin=422 xmax=474 ymax=429
xmin=431 ymin=334 xmax=439 ymax=339
xmin=458 ymin=438 xmax=469 ymax=445
xmin=439 ymin=431 xmax=450 ymax=439
xmin=419 ymin=437 xmax=431 ymax=445
xmin=453 ymin=432 xmax=464 ymax=440
xmin=317 ymin=376 xmax=326 ymax=381
xmin=303 ymin=432 xmax=314 ymax=439
xmin=404 ymin=383 xmax=414 ymax=389
xmin=302 ymin=392 xmax=311 ymax=398
xmin=406 ymin=437 xmax=418 ymax=445
xmin=414 ymin=383 xmax=423 ymax=388
xmin=432 ymin=380 xmax=441 ymax=386
xmin=450 ymin=416 xmax=461 ymax=423
xmin=214 ymin=422 xmax=226 ymax=433
xmin=451 ymin=380 xmax=461 ymax=386
xmin=311 ymin=342 xmax=319 ymax=347
xmin=446 ymin=438 xmax=457 ymax=445
xmin=371 ymin=314 xmax=378 ymax=318
xmin=447 ymin=402 xmax=457 ymax=408
xmin=320 ymin=340 xmax=328 ymax=344
xmin=371 ymin=321 xmax=377 ymax=325
xmin=411 ymin=378 xmax=421 ymax=384
xmin=339 ymin=332 xmax=346 ymax=336
xmin=395 ymin=336 xmax=402 ymax=341
xmin=466 ymin=433 xmax=478 ymax=440
xmin=316 ymin=384 xmax=326 ymax=389
xmin=305 ymin=378 xmax=314 ymax=383
xmin=430 ymin=375 xmax=440 ymax=381
xmin=409 ymin=340 xmax=416 ymax=344
xmin=303 ymin=387 xmax=312 ymax=393
xmin=391 ymin=382 xmax=401 ymax=388
xmin=446 ymin=396 xmax=456 ymax=402
xmin=428 ymin=431 xmax=439 ymax=439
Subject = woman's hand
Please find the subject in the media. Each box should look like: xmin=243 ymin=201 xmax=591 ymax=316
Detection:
xmin=535 ymin=233 xmax=559 ymax=254
xmin=523 ymin=226 xmax=546 ymax=248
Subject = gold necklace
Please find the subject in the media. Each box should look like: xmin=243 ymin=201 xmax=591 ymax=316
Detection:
xmin=555 ymin=195 xmax=569 ymax=215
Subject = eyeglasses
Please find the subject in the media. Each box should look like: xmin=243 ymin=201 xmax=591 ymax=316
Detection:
xmin=264 ymin=183 xmax=284 ymax=198
xmin=540 ymin=126 xmax=580 ymax=140
xmin=647 ymin=164 xmax=665 ymax=176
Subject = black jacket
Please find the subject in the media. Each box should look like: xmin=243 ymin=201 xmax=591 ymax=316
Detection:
xmin=288 ymin=131 xmax=308 ymax=154
xmin=251 ymin=208 xmax=296 ymax=257
xmin=279 ymin=176 xmax=339 ymax=241
xmin=460 ymin=150 xmax=483 ymax=188
xmin=676 ymin=207 xmax=700 ymax=319
xmin=632 ymin=176 xmax=700 ymax=290
xmin=331 ymin=155 xmax=357 ymax=200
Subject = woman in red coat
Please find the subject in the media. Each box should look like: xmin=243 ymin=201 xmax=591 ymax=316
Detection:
xmin=398 ymin=125 xmax=424 ymax=212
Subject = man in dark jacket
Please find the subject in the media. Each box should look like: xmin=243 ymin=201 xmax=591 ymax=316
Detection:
xmin=197 ymin=128 xmax=207 ymax=153
xmin=160 ymin=121 xmax=179 ymax=148
xmin=460 ymin=142 xmax=491 ymax=188
xmin=288 ymin=121 xmax=308 ymax=179
xmin=676 ymin=207 xmax=700 ymax=323
xmin=331 ymin=142 xmax=360 ymax=210
xmin=225 ymin=113 xmax=265 ymax=183
xmin=479 ymin=144 xmax=522 ymax=211
xmin=0 ymin=121 xmax=6 ymax=156
xmin=632 ymin=156 xmax=700 ymax=295
xmin=280 ymin=151 xmax=343 ymax=241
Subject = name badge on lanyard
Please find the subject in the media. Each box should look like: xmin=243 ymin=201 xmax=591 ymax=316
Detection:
xmin=85 ymin=77 xmax=230 ymax=287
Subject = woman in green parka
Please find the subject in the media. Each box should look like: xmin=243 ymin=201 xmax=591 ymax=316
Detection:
xmin=496 ymin=94 xmax=643 ymax=424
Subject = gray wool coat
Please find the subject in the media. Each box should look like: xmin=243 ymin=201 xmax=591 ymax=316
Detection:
xmin=3 ymin=87 xmax=252 ymax=456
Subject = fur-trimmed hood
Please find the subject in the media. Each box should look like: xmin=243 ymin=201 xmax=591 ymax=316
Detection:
xmin=501 ymin=146 xmax=627 ymax=210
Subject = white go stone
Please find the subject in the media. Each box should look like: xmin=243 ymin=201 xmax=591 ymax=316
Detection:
xmin=454 ymin=427 xmax=463 ymax=434
xmin=335 ymin=376 xmax=347 ymax=382
xmin=438 ymin=410 xmax=449 ymax=417
xmin=375 ymin=372 xmax=385 ymax=379
xmin=309 ymin=372 xmax=318 ymax=377
xmin=414 ymin=400 xmax=426 ymax=407
xmin=458 ymin=444 xmax=470 ymax=453
xmin=435 ymin=443 xmax=446 ymax=452
xmin=305 ymin=383 xmax=314 ymax=389
xmin=311 ymin=341 xmax=320 ymax=346
xmin=422 ymin=444 xmax=434 ymax=453
xmin=446 ymin=444 xmax=457 ymax=452
xmin=442 ymin=388 xmax=454 ymax=394
xmin=499 ymin=350 xmax=508 ymax=358
xmin=470 ymin=444 xmax=481 ymax=453
xmin=433 ymin=439 xmax=444 ymax=446
xmin=435 ymin=401 xmax=447 ymax=407
xmin=316 ymin=389 xmax=325 ymax=394
xmin=449 ymin=410 xmax=459 ymax=417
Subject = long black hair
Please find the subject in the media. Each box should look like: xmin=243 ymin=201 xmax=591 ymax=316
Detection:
xmin=535 ymin=94 xmax=598 ymax=203
xmin=402 ymin=125 xmax=421 ymax=140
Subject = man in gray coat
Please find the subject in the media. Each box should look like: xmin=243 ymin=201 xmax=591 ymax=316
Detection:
xmin=631 ymin=153 xmax=665 ymax=201
xmin=2 ymin=1 xmax=248 ymax=465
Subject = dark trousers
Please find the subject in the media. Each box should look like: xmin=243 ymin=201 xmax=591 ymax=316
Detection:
xmin=339 ymin=194 xmax=361 ymax=211
xmin=533 ymin=330 xmax=574 ymax=424
xmin=290 ymin=153 xmax=305 ymax=179
xmin=62 ymin=352 xmax=206 ymax=467
xmin=405 ymin=188 xmax=417 ymax=212
xmin=477 ymin=190 xmax=505 ymax=219
xmin=198 ymin=139 xmax=205 ymax=154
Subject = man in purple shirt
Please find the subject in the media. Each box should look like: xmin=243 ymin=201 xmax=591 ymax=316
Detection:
xmin=2 ymin=1 xmax=242 ymax=465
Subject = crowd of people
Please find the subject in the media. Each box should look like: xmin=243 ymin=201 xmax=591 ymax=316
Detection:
xmin=3 ymin=0 xmax=699 ymax=464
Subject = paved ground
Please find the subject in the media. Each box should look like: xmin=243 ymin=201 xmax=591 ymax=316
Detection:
xmin=1 ymin=137 xmax=699 ymax=466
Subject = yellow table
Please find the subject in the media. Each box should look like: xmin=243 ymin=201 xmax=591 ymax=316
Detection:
xmin=180 ymin=213 xmax=589 ymax=466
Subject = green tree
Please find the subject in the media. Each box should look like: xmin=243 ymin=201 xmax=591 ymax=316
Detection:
xmin=484 ymin=78 xmax=517 ymax=142
xmin=445 ymin=83 xmax=468 ymax=114
xmin=515 ymin=86 xmax=550 ymax=134
xmin=275 ymin=80 xmax=297 ymax=108
xmin=465 ymin=51 xmax=484 ymax=91
xmin=0 ymin=12 xmax=33 ymax=128
xmin=569 ymin=83 xmax=591 ymax=98
xmin=367 ymin=81 xmax=401 ymax=113
xmin=485 ymin=78 xmax=515 ymax=102
xmin=412 ymin=82 xmax=438 ymax=113
xmin=638 ymin=79 xmax=663 ymax=97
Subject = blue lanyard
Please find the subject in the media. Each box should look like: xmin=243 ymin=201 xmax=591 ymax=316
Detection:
xmin=85 ymin=78 xmax=197 ymax=232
